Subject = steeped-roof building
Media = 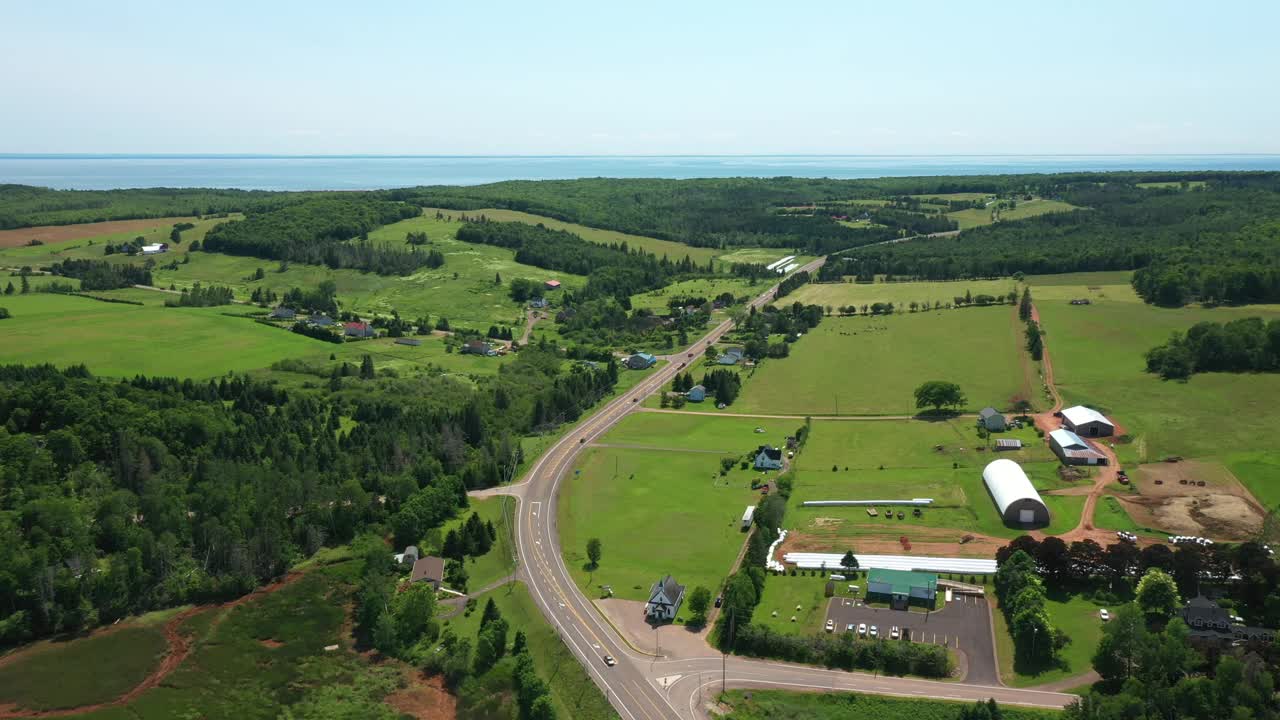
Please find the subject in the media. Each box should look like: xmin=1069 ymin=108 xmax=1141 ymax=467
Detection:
xmin=754 ymin=446 xmax=783 ymax=471
xmin=1049 ymin=428 xmax=1108 ymax=465
xmin=979 ymin=407 xmax=1007 ymax=432
xmin=645 ymin=575 xmax=685 ymax=622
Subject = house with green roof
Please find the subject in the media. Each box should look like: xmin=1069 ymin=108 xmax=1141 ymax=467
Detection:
xmin=867 ymin=568 xmax=938 ymax=610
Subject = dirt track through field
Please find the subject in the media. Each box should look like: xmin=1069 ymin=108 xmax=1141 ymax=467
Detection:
xmin=0 ymin=217 xmax=196 ymax=249
xmin=0 ymin=572 xmax=304 ymax=718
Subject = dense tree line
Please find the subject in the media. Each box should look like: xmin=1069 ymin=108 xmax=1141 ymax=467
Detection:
xmin=1145 ymin=317 xmax=1280 ymax=379
xmin=47 ymin=258 xmax=153 ymax=290
xmin=202 ymin=198 xmax=426 ymax=275
xmin=1131 ymin=221 xmax=1280 ymax=306
xmin=0 ymin=345 xmax=619 ymax=645
xmin=164 ymin=283 xmax=234 ymax=307
xmin=730 ymin=622 xmax=951 ymax=677
xmin=774 ymin=270 xmax=811 ymax=299
xmin=995 ymin=550 xmax=1066 ymax=666
xmin=0 ymin=184 xmax=289 ymax=229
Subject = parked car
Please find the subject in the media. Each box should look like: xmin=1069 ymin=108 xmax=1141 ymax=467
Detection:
xmin=869 ymin=625 xmax=878 ymax=638
xmin=603 ymin=655 xmax=616 ymax=667
xmin=825 ymin=619 xmax=834 ymax=633
xmin=1099 ymin=609 xmax=1110 ymax=622
xmin=714 ymin=595 xmax=723 ymax=608
xmin=846 ymin=624 xmax=856 ymax=633
xmin=858 ymin=623 xmax=867 ymax=636
xmin=890 ymin=626 xmax=900 ymax=640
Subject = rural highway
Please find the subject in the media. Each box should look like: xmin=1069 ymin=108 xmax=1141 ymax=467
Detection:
xmin=478 ymin=257 xmax=1076 ymax=719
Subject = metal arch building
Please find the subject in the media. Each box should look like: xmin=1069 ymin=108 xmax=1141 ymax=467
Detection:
xmin=982 ymin=459 xmax=1050 ymax=527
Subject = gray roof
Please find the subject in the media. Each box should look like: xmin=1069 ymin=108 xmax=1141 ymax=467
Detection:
xmin=649 ymin=575 xmax=685 ymax=603
xmin=410 ymin=556 xmax=446 ymax=584
xmin=979 ymin=407 xmax=1000 ymax=419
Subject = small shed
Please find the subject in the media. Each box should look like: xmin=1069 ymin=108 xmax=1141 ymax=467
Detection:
xmin=994 ymin=438 xmax=1023 ymax=451
xmin=686 ymin=385 xmax=706 ymax=402
xmin=269 ymin=306 xmax=296 ymax=320
xmin=544 ymin=279 xmax=562 ymax=290
xmin=394 ymin=337 xmax=422 ymax=346
xmin=978 ymin=407 xmax=1007 ymax=432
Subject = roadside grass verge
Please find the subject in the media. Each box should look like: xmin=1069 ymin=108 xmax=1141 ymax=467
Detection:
xmin=719 ymin=688 xmax=1062 ymax=719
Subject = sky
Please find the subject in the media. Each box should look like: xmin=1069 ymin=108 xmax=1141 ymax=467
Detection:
xmin=3 ymin=0 xmax=1278 ymax=155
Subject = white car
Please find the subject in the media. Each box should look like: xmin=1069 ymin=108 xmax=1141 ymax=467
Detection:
xmin=1099 ymin=609 xmax=1110 ymax=622
xmin=890 ymin=626 xmax=900 ymax=640
xmin=846 ymin=624 xmax=856 ymax=633
xmin=858 ymin=623 xmax=867 ymax=636
xmin=869 ymin=625 xmax=878 ymax=638
xmin=825 ymin=619 xmax=834 ymax=633
xmin=603 ymin=655 xmax=616 ymax=666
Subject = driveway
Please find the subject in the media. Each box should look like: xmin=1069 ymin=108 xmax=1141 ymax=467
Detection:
xmin=824 ymin=592 xmax=999 ymax=685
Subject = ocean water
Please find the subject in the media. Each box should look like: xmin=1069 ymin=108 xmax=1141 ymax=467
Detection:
xmin=2 ymin=154 xmax=1279 ymax=191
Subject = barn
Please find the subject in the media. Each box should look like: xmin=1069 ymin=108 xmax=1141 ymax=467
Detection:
xmin=1061 ymin=405 xmax=1115 ymax=437
xmin=1049 ymin=428 xmax=1108 ymax=466
xmin=982 ymin=459 xmax=1050 ymax=528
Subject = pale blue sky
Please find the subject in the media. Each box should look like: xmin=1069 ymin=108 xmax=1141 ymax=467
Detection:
xmin=4 ymin=0 xmax=1277 ymax=155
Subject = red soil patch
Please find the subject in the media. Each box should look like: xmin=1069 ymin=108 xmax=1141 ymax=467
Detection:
xmin=0 ymin=572 xmax=305 ymax=719
xmin=385 ymin=670 xmax=457 ymax=720
xmin=0 ymin=217 xmax=196 ymax=249
xmin=258 ymin=638 xmax=285 ymax=649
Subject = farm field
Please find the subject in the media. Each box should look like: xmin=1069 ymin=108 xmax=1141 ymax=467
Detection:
xmin=0 ymin=215 xmax=200 ymax=249
xmin=731 ymin=307 xmax=1033 ymax=416
xmin=0 ymin=293 xmax=325 ymax=378
xmin=1028 ymin=272 xmax=1280 ymax=522
xmin=559 ymin=444 xmax=761 ymax=617
xmin=439 ymin=581 xmax=618 ymax=720
xmin=786 ymin=420 xmax=1077 ymax=550
xmin=719 ymin=688 xmax=1061 ymax=720
xmin=0 ymin=621 xmax=169 ymax=712
xmin=947 ymin=198 xmax=1079 ymax=230
xmin=787 ymin=278 xmax=1018 ymax=309
xmin=602 ymin=411 xmax=801 ymax=454
xmin=993 ymin=588 xmax=1106 ymax=687
xmin=0 ymin=215 xmax=231 ymax=265
xmin=442 ymin=207 xmax=721 ymax=265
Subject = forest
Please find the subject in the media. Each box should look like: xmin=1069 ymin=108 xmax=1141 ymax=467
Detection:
xmin=46 ymin=258 xmax=154 ymax=290
xmin=0 ymin=344 xmax=619 ymax=645
xmin=1144 ymin=317 xmax=1280 ymax=379
xmin=0 ymin=184 xmax=293 ymax=229
xmin=201 ymin=197 xmax=426 ymax=275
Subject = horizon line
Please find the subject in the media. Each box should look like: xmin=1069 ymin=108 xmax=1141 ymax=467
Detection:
xmin=3 ymin=152 xmax=1280 ymax=160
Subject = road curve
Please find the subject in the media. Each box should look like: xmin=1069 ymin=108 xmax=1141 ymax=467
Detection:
xmin=482 ymin=258 xmax=1076 ymax=719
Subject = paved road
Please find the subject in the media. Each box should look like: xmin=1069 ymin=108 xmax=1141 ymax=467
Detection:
xmin=478 ymin=258 xmax=1076 ymax=719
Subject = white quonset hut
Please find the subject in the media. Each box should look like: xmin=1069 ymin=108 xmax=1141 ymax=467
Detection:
xmin=1061 ymin=405 xmax=1115 ymax=437
xmin=982 ymin=459 xmax=1050 ymax=528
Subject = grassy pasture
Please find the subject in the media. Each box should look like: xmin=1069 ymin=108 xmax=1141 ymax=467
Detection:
xmin=787 ymin=278 xmax=1017 ymax=309
xmin=0 ymin=293 xmax=325 ymax=378
xmin=1028 ymin=273 xmax=1280 ymax=507
xmin=731 ymin=308 xmax=1033 ymax=416
xmin=440 ymin=207 xmax=721 ymax=265
xmin=0 ymin=216 xmax=228 ymax=263
xmin=720 ymin=688 xmax=1061 ymax=720
xmin=993 ymin=588 xmax=1106 ymax=687
xmin=602 ymin=411 xmax=800 ymax=453
xmin=559 ymin=444 xmax=761 ymax=616
xmin=948 ymin=198 xmax=1078 ymax=230
xmin=0 ymin=624 xmax=168 ymax=712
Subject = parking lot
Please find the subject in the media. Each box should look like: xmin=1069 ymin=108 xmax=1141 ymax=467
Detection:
xmin=824 ymin=592 xmax=999 ymax=685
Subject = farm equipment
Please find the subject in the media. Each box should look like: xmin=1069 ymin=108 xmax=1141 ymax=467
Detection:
xmin=912 ymin=508 xmax=923 ymax=517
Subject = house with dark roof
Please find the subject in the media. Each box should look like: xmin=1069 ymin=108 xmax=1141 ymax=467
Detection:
xmin=530 ymin=297 xmax=549 ymax=309
xmin=308 ymin=314 xmax=335 ymax=327
xmin=979 ymin=407 xmax=1007 ymax=432
xmin=1180 ymin=596 xmax=1276 ymax=647
xmin=754 ymin=446 xmax=783 ymax=471
xmin=269 ymin=306 xmax=296 ymax=320
xmin=645 ymin=575 xmax=685 ymax=622
xmin=344 ymin=321 xmax=376 ymax=339
xmin=410 ymin=556 xmax=447 ymax=590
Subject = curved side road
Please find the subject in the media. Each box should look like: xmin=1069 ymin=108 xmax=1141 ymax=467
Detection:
xmin=480 ymin=260 xmax=1076 ymax=719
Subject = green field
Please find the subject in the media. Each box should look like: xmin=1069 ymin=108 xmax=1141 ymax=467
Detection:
xmin=714 ymin=248 xmax=815 ymax=270
xmin=559 ymin=443 xmax=761 ymax=616
xmin=752 ymin=574 xmax=860 ymax=635
xmin=720 ymin=689 xmax=1061 ymax=720
xmin=0 ymin=624 xmax=168 ymax=711
xmin=948 ymin=198 xmax=1079 ymax=230
xmin=993 ymin=588 xmax=1106 ymax=687
xmin=731 ymin=308 xmax=1033 ymax=415
xmin=630 ymin=276 xmax=767 ymax=312
xmin=0 ymin=293 xmax=328 ymax=377
xmin=1091 ymin=496 xmax=1159 ymax=537
xmin=788 ymin=278 xmax=1018 ymax=310
xmin=788 ymin=420 xmax=1078 ymax=545
xmin=448 ymin=207 xmax=721 ymax=265
xmin=440 ymin=581 xmax=618 ymax=720
xmin=0 ymin=216 xmax=232 ymax=267
xmin=1028 ymin=272 xmax=1280 ymax=509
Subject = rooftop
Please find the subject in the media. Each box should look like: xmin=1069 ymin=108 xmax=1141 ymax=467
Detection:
xmin=1062 ymin=405 xmax=1113 ymax=428
xmin=868 ymin=567 xmax=938 ymax=595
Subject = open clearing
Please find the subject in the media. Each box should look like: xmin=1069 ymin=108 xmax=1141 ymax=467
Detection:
xmin=630 ymin=276 xmax=766 ymax=312
xmin=948 ymin=198 xmax=1079 ymax=230
xmin=0 ymin=624 xmax=169 ymax=712
xmin=1028 ymin=271 xmax=1280 ymax=526
xmin=731 ymin=307 xmax=1033 ymax=415
xmin=443 ymin=207 xmax=722 ymax=265
xmin=1118 ymin=460 xmax=1266 ymax=540
xmin=0 ymin=293 xmax=326 ymax=378
xmin=560 ymin=444 xmax=761 ymax=617
xmin=714 ymin=248 xmax=816 ymax=270
xmin=0 ymin=217 xmax=198 ymax=249
xmin=788 ymin=278 xmax=1017 ymax=309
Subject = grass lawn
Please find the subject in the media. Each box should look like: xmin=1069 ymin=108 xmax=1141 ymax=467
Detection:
xmin=630 ymin=276 xmax=766 ymax=313
xmin=1028 ymin=272 xmax=1280 ymax=508
xmin=0 ymin=293 xmax=327 ymax=377
xmin=450 ymin=207 xmax=721 ymax=265
xmin=1091 ymin=496 xmax=1161 ymax=537
xmin=439 ymin=581 xmax=618 ymax=720
xmin=719 ymin=688 xmax=1061 ymax=720
xmin=948 ymin=199 xmax=1079 ymax=230
xmin=559 ymin=446 xmax=760 ymax=617
xmin=788 ymin=278 xmax=1018 ymax=310
xmin=752 ymin=574 xmax=850 ymax=635
xmin=0 ymin=625 xmax=168 ymax=712
xmin=731 ymin=308 xmax=1033 ymax=416
xmin=421 ymin=496 xmax=519 ymax=591
xmin=993 ymin=588 xmax=1106 ymax=688
xmin=601 ymin=411 xmax=801 ymax=454
xmin=787 ymin=420 xmax=1076 ymax=544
